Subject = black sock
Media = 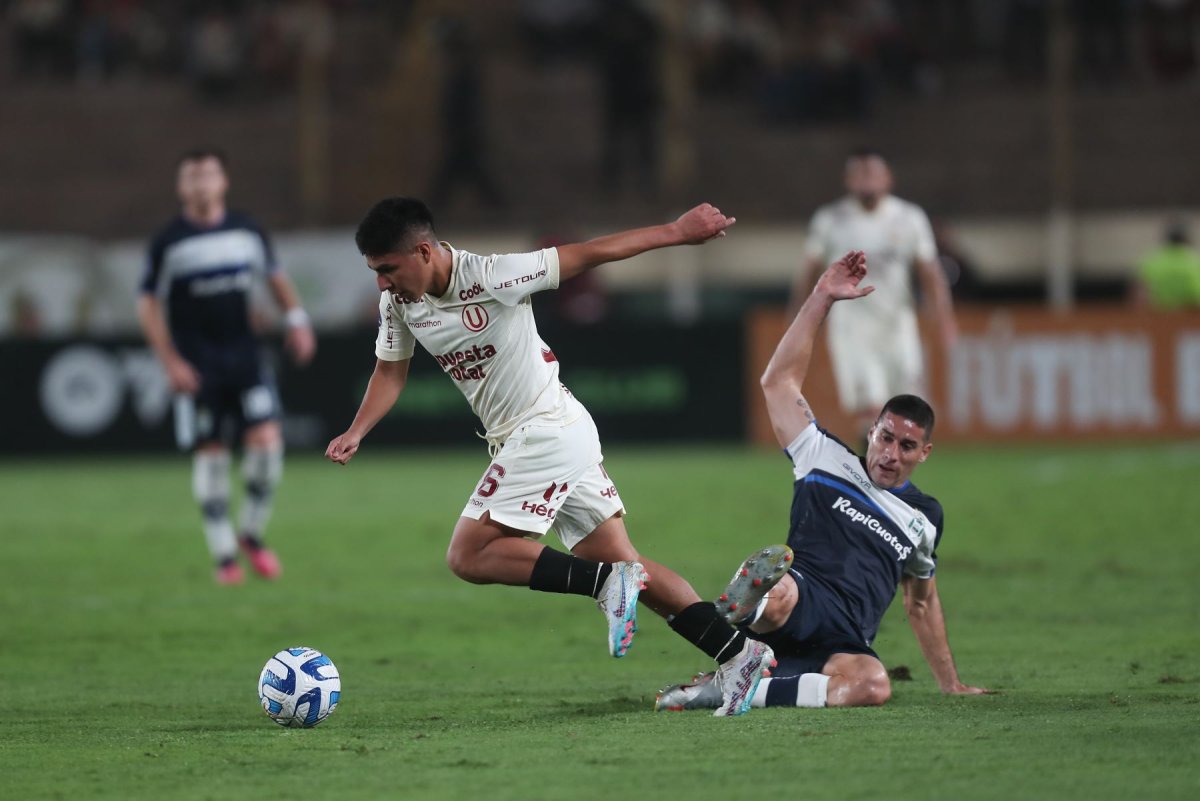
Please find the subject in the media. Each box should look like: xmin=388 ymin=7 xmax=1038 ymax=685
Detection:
xmin=667 ymin=601 xmax=746 ymax=663
xmin=240 ymin=534 xmax=264 ymax=550
xmin=529 ymin=547 xmax=613 ymax=598
xmin=765 ymin=676 xmax=799 ymax=706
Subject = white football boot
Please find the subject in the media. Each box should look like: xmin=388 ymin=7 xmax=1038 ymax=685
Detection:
xmin=596 ymin=561 xmax=649 ymax=657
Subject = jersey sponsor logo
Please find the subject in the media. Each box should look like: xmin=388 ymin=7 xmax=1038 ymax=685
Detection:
xmin=435 ymin=343 xmax=497 ymax=381
xmin=493 ymin=269 xmax=546 ymax=290
xmin=841 ymin=461 xmax=874 ymax=492
xmin=458 ymin=282 xmax=486 ymax=301
xmin=391 ymin=292 xmax=424 ymax=305
xmin=520 ymin=501 xmax=556 ymax=519
xmin=462 ymin=304 xmax=489 ymax=332
xmin=409 ymin=319 xmax=442 ymax=329
xmin=189 ymin=270 xmax=252 ymax=297
xmin=831 ymin=497 xmax=912 ymax=560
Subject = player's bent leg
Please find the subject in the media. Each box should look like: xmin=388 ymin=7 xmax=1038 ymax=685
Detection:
xmin=570 ymin=514 xmax=698 ymax=617
xmin=715 ymin=545 xmax=794 ymax=625
xmin=748 ymin=572 xmax=799 ymax=634
xmin=447 ymin=513 xmax=547 ymax=585
xmin=823 ymin=652 xmax=892 ymax=707
xmin=238 ymin=420 xmax=284 ymax=579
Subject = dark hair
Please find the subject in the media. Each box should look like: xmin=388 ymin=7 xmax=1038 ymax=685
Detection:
xmin=879 ymin=394 xmax=935 ymax=439
xmin=355 ymin=197 xmax=437 ymax=257
xmin=178 ymin=147 xmax=227 ymax=169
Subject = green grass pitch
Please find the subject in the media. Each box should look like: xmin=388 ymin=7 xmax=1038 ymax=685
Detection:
xmin=2 ymin=444 xmax=1198 ymax=801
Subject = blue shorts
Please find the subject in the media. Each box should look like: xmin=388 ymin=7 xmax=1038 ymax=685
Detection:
xmin=752 ymin=569 xmax=879 ymax=678
xmin=174 ymin=346 xmax=279 ymax=449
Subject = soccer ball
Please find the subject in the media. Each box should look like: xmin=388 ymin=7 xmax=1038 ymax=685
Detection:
xmin=258 ymin=647 xmax=341 ymax=728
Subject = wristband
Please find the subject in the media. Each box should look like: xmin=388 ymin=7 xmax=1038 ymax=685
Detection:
xmin=285 ymin=307 xmax=310 ymax=328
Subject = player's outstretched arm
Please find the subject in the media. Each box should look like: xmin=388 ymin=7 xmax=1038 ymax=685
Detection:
xmin=915 ymin=257 xmax=957 ymax=351
xmin=760 ymin=251 xmax=871 ymax=447
xmin=325 ymin=358 xmax=410 ymax=465
xmin=555 ymin=203 xmax=735 ymax=282
xmin=901 ymin=575 xmax=992 ymax=695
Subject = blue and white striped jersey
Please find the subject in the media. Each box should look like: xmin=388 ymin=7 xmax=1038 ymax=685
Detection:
xmin=141 ymin=211 xmax=276 ymax=359
xmin=785 ymin=422 xmax=943 ymax=646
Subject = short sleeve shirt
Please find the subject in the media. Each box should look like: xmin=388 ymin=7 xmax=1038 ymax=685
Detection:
xmin=140 ymin=211 xmax=276 ymax=354
xmin=784 ymin=421 xmax=943 ymax=644
xmin=375 ymin=245 xmax=581 ymax=443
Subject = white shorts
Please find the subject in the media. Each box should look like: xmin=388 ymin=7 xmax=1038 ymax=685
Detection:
xmin=459 ymin=412 xmax=626 ymax=550
xmin=827 ymin=312 xmax=924 ymax=414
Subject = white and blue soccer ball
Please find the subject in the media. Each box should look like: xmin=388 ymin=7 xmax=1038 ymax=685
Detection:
xmin=258 ymin=647 xmax=341 ymax=728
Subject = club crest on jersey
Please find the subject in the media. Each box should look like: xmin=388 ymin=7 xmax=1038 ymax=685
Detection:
xmin=462 ymin=304 xmax=489 ymax=332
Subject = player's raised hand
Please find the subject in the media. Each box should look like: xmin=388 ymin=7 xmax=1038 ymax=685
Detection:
xmin=815 ymin=250 xmax=873 ymax=302
xmin=675 ymin=203 xmax=736 ymax=244
xmin=325 ymin=431 xmax=362 ymax=465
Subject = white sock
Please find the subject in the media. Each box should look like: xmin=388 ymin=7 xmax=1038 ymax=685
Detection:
xmin=193 ymin=451 xmax=236 ymax=561
xmin=750 ymin=673 xmax=830 ymax=708
xmin=238 ymin=445 xmax=283 ymax=541
xmin=796 ymin=673 xmax=830 ymax=707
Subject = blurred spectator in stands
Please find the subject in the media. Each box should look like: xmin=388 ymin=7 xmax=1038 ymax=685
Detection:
xmin=518 ymin=0 xmax=598 ymax=68
xmin=687 ymin=0 xmax=778 ymax=97
xmin=1142 ymin=0 xmax=1199 ymax=83
xmin=428 ymin=17 xmax=506 ymax=210
xmin=594 ymin=0 xmax=662 ymax=198
xmin=188 ymin=7 xmax=244 ymax=102
xmin=1072 ymin=0 xmax=1130 ymax=85
xmin=11 ymin=0 xmax=73 ymax=79
xmin=763 ymin=4 xmax=871 ymax=124
xmin=1003 ymin=0 xmax=1048 ymax=82
xmin=1131 ymin=221 xmax=1200 ymax=309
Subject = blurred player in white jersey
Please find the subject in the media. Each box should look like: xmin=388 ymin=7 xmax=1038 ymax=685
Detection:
xmin=788 ymin=149 xmax=957 ymax=440
xmin=326 ymin=198 xmax=773 ymax=716
xmin=138 ymin=148 xmax=316 ymax=584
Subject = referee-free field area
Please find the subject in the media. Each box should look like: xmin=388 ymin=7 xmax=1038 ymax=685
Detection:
xmin=1 ymin=444 xmax=1197 ymax=801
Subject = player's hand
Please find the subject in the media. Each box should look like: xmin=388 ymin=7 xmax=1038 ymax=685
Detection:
xmin=815 ymin=250 xmax=874 ymax=302
xmin=325 ymin=432 xmax=362 ymax=465
xmin=942 ymin=681 xmax=994 ymax=695
xmin=674 ymin=203 xmax=736 ymax=244
xmin=165 ymin=355 xmax=201 ymax=395
xmin=286 ymin=323 xmax=317 ymax=366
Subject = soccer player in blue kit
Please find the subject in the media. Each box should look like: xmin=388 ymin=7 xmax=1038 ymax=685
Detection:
xmin=657 ymin=250 xmax=989 ymax=711
xmin=138 ymin=149 xmax=316 ymax=584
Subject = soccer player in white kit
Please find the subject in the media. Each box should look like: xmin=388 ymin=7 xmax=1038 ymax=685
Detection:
xmin=325 ymin=198 xmax=774 ymax=716
xmin=788 ymin=149 xmax=957 ymax=439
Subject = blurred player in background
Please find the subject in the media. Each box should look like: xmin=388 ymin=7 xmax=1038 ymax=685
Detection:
xmin=788 ymin=149 xmax=957 ymax=442
xmin=657 ymin=251 xmax=988 ymax=712
xmin=138 ymin=148 xmax=316 ymax=584
xmin=326 ymin=198 xmax=773 ymax=716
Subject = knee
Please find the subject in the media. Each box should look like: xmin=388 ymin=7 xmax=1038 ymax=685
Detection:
xmin=445 ymin=541 xmax=488 ymax=584
xmin=751 ymin=574 xmax=798 ymax=634
xmin=855 ymin=676 xmax=892 ymax=707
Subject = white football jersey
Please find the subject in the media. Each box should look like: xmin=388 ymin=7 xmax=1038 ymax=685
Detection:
xmin=375 ymin=244 xmax=584 ymax=444
xmin=804 ymin=195 xmax=936 ymax=332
